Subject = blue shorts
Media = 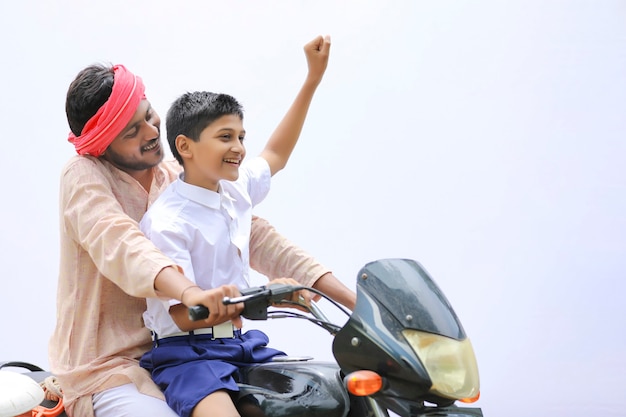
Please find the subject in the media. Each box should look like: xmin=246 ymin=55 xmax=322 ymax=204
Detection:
xmin=139 ymin=329 xmax=285 ymax=417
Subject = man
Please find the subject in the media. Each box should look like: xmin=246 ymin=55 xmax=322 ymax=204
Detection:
xmin=49 ymin=37 xmax=355 ymax=417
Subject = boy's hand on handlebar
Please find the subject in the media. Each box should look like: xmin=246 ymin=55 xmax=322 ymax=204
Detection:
xmin=268 ymin=278 xmax=314 ymax=312
xmin=183 ymin=285 xmax=244 ymax=329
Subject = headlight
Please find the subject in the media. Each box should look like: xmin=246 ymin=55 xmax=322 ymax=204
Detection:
xmin=403 ymin=329 xmax=480 ymax=402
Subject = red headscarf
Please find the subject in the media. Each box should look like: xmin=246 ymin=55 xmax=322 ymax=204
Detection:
xmin=68 ymin=64 xmax=146 ymax=157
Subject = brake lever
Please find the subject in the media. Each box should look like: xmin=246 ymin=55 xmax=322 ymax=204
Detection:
xmin=227 ymin=286 xmax=273 ymax=320
xmin=188 ymin=285 xmax=301 ymax=321
xmin=222 ymin=286 xmax=270 ymax=305
xmin=188 ymin=284 xmax=300 ymax=321
xmin=238 ymin=284 xmax=303 ymax=320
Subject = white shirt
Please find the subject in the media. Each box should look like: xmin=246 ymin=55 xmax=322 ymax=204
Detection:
xmin=140 ymin=156 xmax=271 ymax=336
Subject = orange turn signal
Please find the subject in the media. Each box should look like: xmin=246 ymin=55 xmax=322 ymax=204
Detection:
xmin=459 ymin=391 xmax=480 ymax=403
xmin=345 ymin=370 xmax=383 ymax=396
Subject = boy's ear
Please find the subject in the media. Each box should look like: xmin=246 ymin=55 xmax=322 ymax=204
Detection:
xmin=175 ymin=135 xmax=193 ymax=160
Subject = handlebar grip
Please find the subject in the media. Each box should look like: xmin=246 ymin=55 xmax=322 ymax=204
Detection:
xmin=188 ymin=305 xmax=209 ymax=321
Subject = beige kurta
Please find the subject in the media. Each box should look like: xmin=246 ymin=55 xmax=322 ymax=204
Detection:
xmin=49 ymin=155 xmax=328 ymax=416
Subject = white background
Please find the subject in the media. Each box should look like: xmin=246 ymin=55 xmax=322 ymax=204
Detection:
xmin=1 ymin=1 xmax=625 ymax=416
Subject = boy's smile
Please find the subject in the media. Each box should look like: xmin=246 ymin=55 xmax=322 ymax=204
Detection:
xmin=223 ymin=157 xmax=241 ymax=166
xmin=180 ymin=114 xmax=246 ymax=192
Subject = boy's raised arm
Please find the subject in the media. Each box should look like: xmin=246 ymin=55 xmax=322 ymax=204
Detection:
xmin=260 ymin=35 xmax=331 ymax=175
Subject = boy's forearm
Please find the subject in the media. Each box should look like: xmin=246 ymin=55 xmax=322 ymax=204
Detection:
xmin=261 ymin=35 xmax=330 ymax=175
xmin=261 ymin=79 xmax=320 ymax=175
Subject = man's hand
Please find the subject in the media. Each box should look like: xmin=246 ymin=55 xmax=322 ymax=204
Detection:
xmin=268 ymin=277 xmax=314 ymax=312
xmin=303 ymin=34 xmax=331 ymax=86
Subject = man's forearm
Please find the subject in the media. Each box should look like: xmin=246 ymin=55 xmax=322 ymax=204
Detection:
xmin=250 ymin=216 xmax=324 ymax=286
xmin=312 ymin=272 xmax=356 ymax=311
xmin=249 ymin=216 xmax=356 ymax=310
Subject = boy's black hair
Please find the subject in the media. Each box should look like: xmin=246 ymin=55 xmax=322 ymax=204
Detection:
xmin=166 ymin=91 xmax=244 ymax=165
xmin=65 ymin=63 xmax=114 ymax=136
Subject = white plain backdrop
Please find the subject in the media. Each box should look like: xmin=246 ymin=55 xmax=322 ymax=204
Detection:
xmin=1 ymin=1 xmax=625 ymax=416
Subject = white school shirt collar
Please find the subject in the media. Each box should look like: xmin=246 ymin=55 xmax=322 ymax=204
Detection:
xmin=174 ymin=173 xmax=237 ymax=216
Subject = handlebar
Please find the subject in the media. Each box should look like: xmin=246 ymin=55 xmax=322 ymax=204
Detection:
xmin=187 ymin=283 xmax=346 ymax=335
xmin=188 ymin=284 xmax=298 ymax=321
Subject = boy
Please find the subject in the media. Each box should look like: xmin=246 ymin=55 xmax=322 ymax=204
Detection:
xmin=139 ymin=35 xmax=331 ymax=417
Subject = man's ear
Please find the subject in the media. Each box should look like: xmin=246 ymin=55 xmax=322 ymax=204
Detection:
xmin=176 ymin=135 xmax=193 ymax=160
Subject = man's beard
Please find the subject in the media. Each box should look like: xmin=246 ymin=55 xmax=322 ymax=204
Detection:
xmin=104 ymin=143 xmax=164 ymax=172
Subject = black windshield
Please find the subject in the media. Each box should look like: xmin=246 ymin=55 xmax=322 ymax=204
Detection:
xmin=356 ymin=258 xmax=466 ymax=339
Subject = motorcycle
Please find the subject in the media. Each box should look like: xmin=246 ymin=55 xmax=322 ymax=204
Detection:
xmin=1 ymin=258 xmax=482 ymax=417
